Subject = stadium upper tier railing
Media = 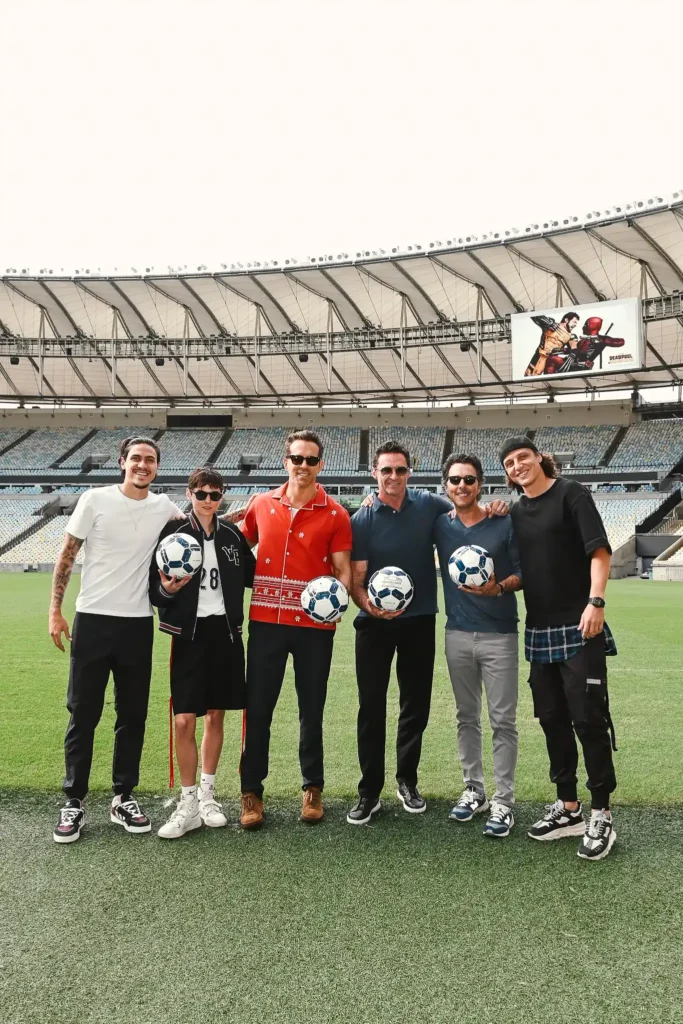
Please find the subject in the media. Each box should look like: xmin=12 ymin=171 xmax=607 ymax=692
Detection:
xmin=0 ymin=292 xmax=680 ymax=359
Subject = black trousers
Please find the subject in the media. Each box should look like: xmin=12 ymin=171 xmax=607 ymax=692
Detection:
xmin=354 ymin=614 xmax=436 ymax=799
xmin=241 ymin=621 xmax=335 ymax=798
xmin=528 ymin=634 xmax=617 ymax=810
xmin=63 ymin=613 xmax=154 ymax=801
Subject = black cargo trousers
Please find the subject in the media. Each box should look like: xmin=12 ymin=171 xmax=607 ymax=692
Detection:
xmin=528 ymin=634 xmax=617 ymax=810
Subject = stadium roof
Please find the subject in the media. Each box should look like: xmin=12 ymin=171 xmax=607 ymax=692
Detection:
xmin=1 ymin=193 xmax=682 ymax=406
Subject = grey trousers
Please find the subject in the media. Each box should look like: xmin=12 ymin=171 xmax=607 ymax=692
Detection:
xmin=445 ymin=629 xmax=519 ymax=807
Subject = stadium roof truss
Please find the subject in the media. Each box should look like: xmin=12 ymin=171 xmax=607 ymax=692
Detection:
xmin=1 ymin=197 xmax=683 ymax=406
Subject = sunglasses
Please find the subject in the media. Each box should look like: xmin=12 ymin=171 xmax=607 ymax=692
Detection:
xmin=379 ymin=466 xmax=409 ymax=476
xmin=448 ymin=475 xmax=478 ymax=486
xmin=192 ymin=490 xmax=223 ymax=502
xmin=286 ymin=455 xmax=321 ymax=466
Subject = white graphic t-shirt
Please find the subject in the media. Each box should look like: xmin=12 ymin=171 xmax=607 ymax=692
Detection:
xmin=66 ymin=485 xmax=183 ymax=617
xmin=197 ymin=536 xmax=225 ymax=617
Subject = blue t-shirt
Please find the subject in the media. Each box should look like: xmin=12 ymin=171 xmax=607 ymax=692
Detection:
xmin=352 ymin=490 xmax=451 ymax=619
xmin=433 ymin=512 xmax=522 ymax=634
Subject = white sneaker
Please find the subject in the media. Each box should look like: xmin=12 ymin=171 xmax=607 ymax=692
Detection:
xmin=157 ymin=794 xmax=202 ymax=839
xmin=198 ymin=791 xmax=228 ymax=828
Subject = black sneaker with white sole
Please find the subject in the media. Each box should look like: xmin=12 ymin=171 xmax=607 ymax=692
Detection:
xmin=53 ymin=799 xmax=85 ymax=844
xmin=396 ymin=781 xmax=426 ymax=814
xmin=346 ymin=796 xmax=381 ymax=825
xmin=577 ymin=810 xmax=616 ymax=861
xmin=110 ymin=795 xmax=151 ymax=834
xmin=528 ymin=800 xmax=585 ymax=841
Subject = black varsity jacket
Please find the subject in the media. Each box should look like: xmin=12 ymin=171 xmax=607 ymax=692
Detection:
xmin=149 ymin=512 xmax=255 ymax=640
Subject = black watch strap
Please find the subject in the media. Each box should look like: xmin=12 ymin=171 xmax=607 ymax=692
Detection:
xmin=588 ymin=596 xmax=605 ymax=608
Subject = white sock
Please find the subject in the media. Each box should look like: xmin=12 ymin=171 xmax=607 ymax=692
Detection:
xmin=181 ymin=785 xmax=198 ymax=799
xmin=200 ymin=773 xmax=215 ymax=794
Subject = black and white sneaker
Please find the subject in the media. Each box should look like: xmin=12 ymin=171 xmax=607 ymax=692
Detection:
xmin=396 ymin=781 xmax=426 ymax=814
xmin=528 ymin=800 xmax=585 ymax=841
xmin=577 ymin=809 xmax=616 ymax=861
xmin=346 ymin=796 xmax=381 ymax=826
xmin=483 ymin=801 xmax=514 ymax=838
xmin=110 ymin=795 xmax=151 ymax=834
xmin=53 ymin=799 xmax=85 ymax=844
xmin=449 ymin=787 xmax=489 ymax=822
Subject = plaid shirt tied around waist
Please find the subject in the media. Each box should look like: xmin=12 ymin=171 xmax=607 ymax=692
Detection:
xmin=525 ymin=623 xmax=617 ymax=664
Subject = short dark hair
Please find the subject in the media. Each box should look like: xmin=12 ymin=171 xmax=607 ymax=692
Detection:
xmin=118 ymin=435 xmax=161 ymax=466
xmin=506 ymin=450 xmax=558 ymax=493
xmin=372 ymin=440 xmax=411 ymax=469
xmin=442 ymin=452 xmax=484 ymax=486
xmin=285 ymin=429 xmax=323 ymax=459
xmin=560 ymin=311 xmax=579 ymax=324
xmin=187 ymin=466 xmax=224 ymax=491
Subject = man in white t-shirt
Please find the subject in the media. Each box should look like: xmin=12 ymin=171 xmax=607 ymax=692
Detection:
xmin=49 ymin=436 xmax=185 ymax=844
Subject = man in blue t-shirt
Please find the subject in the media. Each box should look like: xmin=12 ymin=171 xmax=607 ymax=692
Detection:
xmin=347 ymin=440 xmax=452 ymax=825
xmin=433 ymin=453 xmax=522 ymax=838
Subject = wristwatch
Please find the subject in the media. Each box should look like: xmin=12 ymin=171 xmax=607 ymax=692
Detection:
xmin=496 ymin=583 xmax=505 ymax=597
xmin=588 ymin=596 xmax=605 ymax=608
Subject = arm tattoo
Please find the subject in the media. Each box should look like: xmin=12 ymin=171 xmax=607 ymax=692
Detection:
xmin=51 ymin=534 xmax=83 ymax=610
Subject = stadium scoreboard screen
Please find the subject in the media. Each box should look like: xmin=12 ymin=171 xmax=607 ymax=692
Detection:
xmin=510 ymin=297 xmax=643 ymax=382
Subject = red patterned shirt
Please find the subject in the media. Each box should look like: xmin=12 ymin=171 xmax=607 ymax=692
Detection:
xmin=240 ymin=483 xmax=352 ymax=629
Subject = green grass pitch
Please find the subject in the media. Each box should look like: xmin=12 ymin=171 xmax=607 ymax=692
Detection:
xmin=1 ymin=574 xmax=682 ymax=1024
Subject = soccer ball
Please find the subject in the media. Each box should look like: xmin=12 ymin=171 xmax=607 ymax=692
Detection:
xmin=368 ymin=566 xmax=414 ymax=613
xmin=156 ymin=533 xmax=203 ymax=578
xmin=301 ymin=575 xmax=349 ymax=624
xmin=448 ymin=544 xmax=494 ymax=588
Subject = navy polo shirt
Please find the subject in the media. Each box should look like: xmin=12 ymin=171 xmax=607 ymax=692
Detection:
xmin=351 ymin=490 xmax=451 ymax=619
xmin=433 ymin=513 xmax=522 ymax=633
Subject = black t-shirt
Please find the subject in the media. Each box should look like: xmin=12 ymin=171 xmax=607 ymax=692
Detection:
xmin=510 ymin=477 xmax=611 ymax=628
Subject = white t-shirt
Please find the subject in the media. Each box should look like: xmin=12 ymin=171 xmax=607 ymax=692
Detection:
xmin=197 ymin=536 xmax=226 ymax=618
xmin=66 ymin=485 xmax=183 ymax=617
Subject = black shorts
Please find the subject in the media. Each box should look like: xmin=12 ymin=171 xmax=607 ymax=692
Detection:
xmin=170 ymin=615 xmax=246 ymax=716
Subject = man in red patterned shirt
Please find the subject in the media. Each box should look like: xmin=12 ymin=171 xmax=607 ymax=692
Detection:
xmin=239 ymin=430 xmax=352 ymax=828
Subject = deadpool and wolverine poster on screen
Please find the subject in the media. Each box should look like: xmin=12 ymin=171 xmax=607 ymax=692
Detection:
xmin=510 ymin=297 xmax=643 ymax=381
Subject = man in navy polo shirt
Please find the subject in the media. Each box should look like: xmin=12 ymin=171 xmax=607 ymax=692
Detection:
xmin=347 ymin=440 xmax=453 ymax=824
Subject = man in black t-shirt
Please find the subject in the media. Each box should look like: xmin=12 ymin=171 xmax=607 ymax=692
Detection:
xmin=500 ymin=436 xmax=618 ymax=861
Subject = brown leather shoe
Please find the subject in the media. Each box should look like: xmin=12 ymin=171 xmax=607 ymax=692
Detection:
xmin=240 ymin=792 xmax=264 ymax=829
xmin=300 ymin=786 xmax=324 ymax=823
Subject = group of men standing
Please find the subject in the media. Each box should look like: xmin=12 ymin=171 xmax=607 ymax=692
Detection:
xmin=49 ymin=427 xmax=618 ymax=861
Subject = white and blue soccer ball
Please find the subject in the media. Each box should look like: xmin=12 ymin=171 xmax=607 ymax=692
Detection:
xmin=156 ymin=533 xmax=203 ymax=578
xmin=368 ymin=566 xmax=414 ymax=613
xmin=448 ymin=544 xmax=494 ymax=588
xmin=301 ymin=575 xmax=349 ymax=624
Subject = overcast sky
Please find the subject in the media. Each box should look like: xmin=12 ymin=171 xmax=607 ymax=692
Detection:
xmin=2 ymin=0 xmax=682 ymax=273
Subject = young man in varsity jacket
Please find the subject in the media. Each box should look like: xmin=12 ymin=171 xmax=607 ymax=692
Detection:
xmin=150 ymin=466 xmax=255 ymax=839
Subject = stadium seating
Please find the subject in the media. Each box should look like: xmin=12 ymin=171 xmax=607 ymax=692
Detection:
xmin=1 ymin=428 xmax=90 ymax=472
xmin=216 ymin=428 xmax=289 ymax=470
xmin=0 ymin=429 xmax=30 ymax=454
xmin=60 ymin=427 xmax=152 ymax=470
xmin=368 ymin=426 xmax=445 ymax=472
xmin=593 ymin=497 xmax=667 ymax=549
xmin=218 ymin=426 xmax=362 ymax=473
xmin=533 ymin=425 xmax=618 ymax=467
xmin=0 ymin=515 xmax=83 ymax=565
xmin=154 ymin=429 xmax=223 ymax=471
xmin=448 ymin=428 xmax=528 ymax=474
xmin=609 ymin=419 xmax=683 ymax=471
xmin=0 ymin=498 xmax=48 ymax=550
